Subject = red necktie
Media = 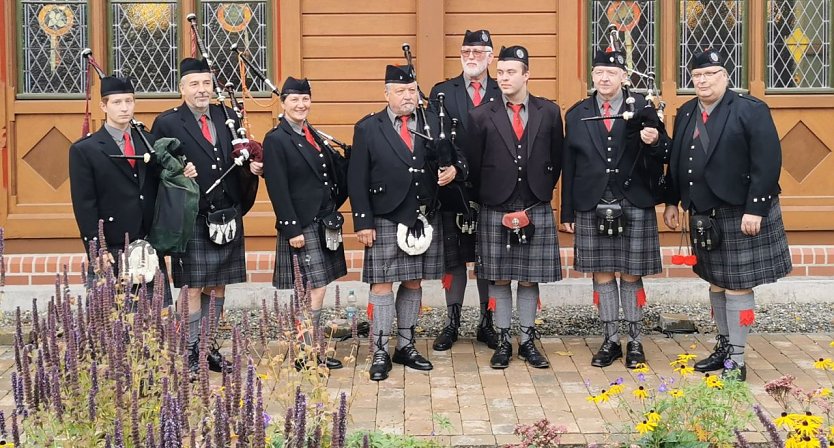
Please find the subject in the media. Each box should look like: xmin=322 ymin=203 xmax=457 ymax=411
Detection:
xmin=508 ymin=103 xmax=524 ymax=140
xmin=470 ymin=81 xmax=482 ymax=106
xmin=303 ymin=124 xmax=321 ymax=151
xmin=123 ymin=132 xmax=136 ymax=168
xmin=399 ymin=115 xmax=413 ymax=151
xmin=603 ymin=101 xmax=613 ymax=132
xmin=199 ymin=115 xmax=213 ymax=144
xmin=702 ymin=110 xmax=709 ymax=123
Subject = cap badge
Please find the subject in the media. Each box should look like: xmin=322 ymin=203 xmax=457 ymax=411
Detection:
xmin=516 ymin=49 xmax=524 ymax=58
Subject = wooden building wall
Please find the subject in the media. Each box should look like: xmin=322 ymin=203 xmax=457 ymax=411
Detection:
xmin=0 ymin=0 xmax=832 ymax=254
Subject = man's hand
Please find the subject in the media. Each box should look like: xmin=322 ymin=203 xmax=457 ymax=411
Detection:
xmin=663 ymin=204 xmax=679 ymax=230
xmin=357 ymin=229 xmax=376 ymax=248
xmin=560 ymin=223 xmax=575 ymax=233
xmin=437 ymin=166 xmax=457 ymax=186
xmin=641 ymin=127 xmax=660 ymax=145
xmin=289 ymin=234 xmax=305 ymax=249
xmin=741 ymin=214 xmax=762 ymax=236
xmin=183 ymin=162 xmax=197 ymax=178
xmin=250 ymin=161 xmax=264 ymax=176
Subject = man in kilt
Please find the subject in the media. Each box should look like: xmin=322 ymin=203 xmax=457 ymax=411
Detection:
xmin=663 ymin=49 xmax=792 ymax=381
xmin=348 ymin=65 xmax=466 ymax=381
xmin=465 ymin=46 xmax=563 ymax=369
xmin=428 ymin=29 xmax=502 ymax=351
xmin=151 ymin=58 xmax=264 ymax=373
xmin=263 ymin=76 xmax=347 ymax=370
xmin=561 ymin=49 xmax=668 ymax=369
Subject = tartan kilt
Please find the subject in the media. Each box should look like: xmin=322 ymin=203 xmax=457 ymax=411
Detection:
xmin=170 ymin=213 xmax=247 ymax=288
xmin=362 ymin=215 xmax=444 ymax=284
xmin=476 ymin=201 xmax=562 ymax=283
xmin=273 ymin=223 xmax=347 ymax=289
xmin=440 ymin=211 xmax=477 ymax=270
xmin=573 ymin=198 xmax=662 ymax=276
xmin=691 ymin=199 xmax=792 ymax=290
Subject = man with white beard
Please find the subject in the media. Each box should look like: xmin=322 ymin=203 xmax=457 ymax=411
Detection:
xmin=429 ymin=30 xmax=502 ymax=352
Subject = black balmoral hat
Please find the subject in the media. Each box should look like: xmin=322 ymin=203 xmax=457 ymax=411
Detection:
xmin=462 ymin=29 xmax=493 ymax=48
xmin=385 ymin=65 xmax=415 ymax=84
xmin=690 ymin=48 xmax=724 ymax=70
xmin=100 ymin=76 xmax=135 ymax=96
xmin=498 ymin=45 xmax=529 ymax=67
xmin=180 ymin=57 xmax=211 ymax=77
xmin=281 ymin=76 xmax=311 ymax=96
xmin=592 ymin=49 xmax=626 ymax=70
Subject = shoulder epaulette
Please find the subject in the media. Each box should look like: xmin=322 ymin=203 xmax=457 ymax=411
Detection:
xmin=565 ymin=97 xmax=587 ymax=115
xmin=356 ymin=111 xmax=376 ymax=125
xmin=736 ymin=92 xmax=762 ymax=103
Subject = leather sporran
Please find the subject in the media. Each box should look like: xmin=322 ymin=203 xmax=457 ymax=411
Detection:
xmin=397 ymin=214 xmax=434 ymax=256
xmin=690 ymin=212 xmax=722 ymax=251
xmin=206 ymin=207 xmax=238 ymax=245
xmin=595 ymin=201 xmax=624 ymax=237
xmin=318 ymin=210 xmax=344 ymax=251
xmin=501 ymin=210 xmax=535 ymax=249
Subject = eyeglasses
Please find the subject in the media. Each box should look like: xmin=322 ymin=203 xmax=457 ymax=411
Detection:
xmin=691 ymin=70 xmax=724 ymax=81
xmin=460 ymin=49 xmax=490 ymax=58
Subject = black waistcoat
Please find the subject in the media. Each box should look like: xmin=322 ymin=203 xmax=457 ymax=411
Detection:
xmin=678 ymin=115 xmax=722 ymax=212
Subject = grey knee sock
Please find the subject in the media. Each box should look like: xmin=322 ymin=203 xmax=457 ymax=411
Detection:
xmin=188 ymin=311 xmax=202 ymax=347
xmin=200 ymin=293 xmax=211 ymax=321
xmin=443 ymin=266 xmax=467 ymax=326
xmin=596 ymin=280 xmax=620 ymax=343
xmin=620 ymin=278 xmax=645 ymax=343
xmin=709 ymin=290 xmax=729 ymax=337
xmin=395 ymin=287 xmax=422 ymax=349
xmin=477 ymin=277 xmax=490 ymax=316
xmin=214 ymin=296 xmax=224 ymax=326
xmin=725 ymin=292 xmax=755 ymax=365
xmin=369 ymin=291 xmax=395 ymax=353
xmin=489 ymin=282 xmax=513 ymax=330
xmin=517 ymin=283 xmax=539 ymax=344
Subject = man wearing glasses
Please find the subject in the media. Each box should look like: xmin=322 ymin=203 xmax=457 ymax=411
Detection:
xmin=663 ymin=49 xmax=791 ymax=381
xmin=429 ymin=29 xmax=502 ymax=352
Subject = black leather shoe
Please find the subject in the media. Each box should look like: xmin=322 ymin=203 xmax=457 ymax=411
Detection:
xmin=369 ymin=350 xmax=392 ymax=381
xmin=625 ymin=341 xmax=646 ymax=369
xmin=518 ymin=339 xmax=549 ymax=369
xmin=432 ymin=325 xmax=458 ymax=351
xmin=490 ymin=341 xmax=513 ymax=369
xmin=324 ymin=356 xmax=343 ymax=369
xmin=206 ymin=347 xmax=232 ymax=373
xmin=392 ymin=345 xmax=433 ymax=371
xmin=591 ymin=340 xmax=622 ymax=368
xmin=187 ymin=344 xmax=200 ymax=380
xmin=694 ymin=335 xmax=729 ymax=372
xmin=476 ymin=325 xmax=499 ymax=350
xmin=722 ymin=360 xmax=747 ymax=381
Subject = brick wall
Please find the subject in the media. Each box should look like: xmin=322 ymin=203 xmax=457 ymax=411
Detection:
xmin=3 ymin=246 xmax=832 ymax=286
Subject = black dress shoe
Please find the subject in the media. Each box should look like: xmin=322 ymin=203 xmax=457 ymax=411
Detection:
xmin=392 ymin=345 xmax=433 ymax=371
xmin=625 ymin=341 xmax=646 ymax=369
xmin=591 ymin=340 xmax=622 ymax=368
xmin=694 ymin=335 xmax=730 ymax=372
xmin=187 ymin=344 xmax=200 ymax=380
xmin=518 ymin=339 xmax=549 ymax=368
xmin=432 ymin=326 xmax=458 ymax=351
xmin=721 ymin=360 xmax=747 ymax=381
xmin=206 ymin=347 xmax=232 ymax=373
xmin=295 ymin=355 xmax=344 ymax=371
xmin=490 ymin=340 xmax=513 ymax=369
xmin=369 ymin=351 xmax=392 ymax=381
xmin=476 ymin=325 xmax=499 ymax=350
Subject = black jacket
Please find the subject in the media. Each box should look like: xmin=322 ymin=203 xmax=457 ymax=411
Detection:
xmin=429 ymin=74 xmax=502 ymax=150
xmin=263 ymin=119 xmax=348 ymax=239
xmin=465 ymin=94 xmax=564 ymax=206
xmin=151 ymin=103 xmax=246 ymax=212
xmin=561 ymin=92 xmax=670 ymax=222
xmin=69 ymin=125 xmax=159 ymax=249
xmin=348 ymin=108 xmax=467 ymax=230
xmin=667 ymin=92 xmax=782 ymax=216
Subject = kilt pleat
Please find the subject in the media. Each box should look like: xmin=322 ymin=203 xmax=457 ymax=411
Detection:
xmin=362 ymin=216 xmax=444 ymax=284
xmin=274 ymin=223 xmax=347 ymax=289
xmin=573 ymin=198 xmax=662 ymax=276
xmin=476 ymin=201 xmax=561 ymax=283
xmin=171 ymin=213 xmax=246 ymax=288
xmin=691 ymin=199 xmax=792 ymax=290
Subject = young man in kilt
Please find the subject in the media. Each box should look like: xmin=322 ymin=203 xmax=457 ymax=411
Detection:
xmin=561 ymin=49 xmax=669 ymax=369
xmin=428 ymin=29 xmax=502 ymax=351
xmin=263 ymin=77 xmax=347 ymax=370
xmin=151 ymin=58 xmax=264 ymax=373
xmin=464 ymin=46 xmax=564 ymax=369
xmin=663 ymin=49 xmax=792 ymax=381
xmin=348 ymin=65 xmax=467 ymax=381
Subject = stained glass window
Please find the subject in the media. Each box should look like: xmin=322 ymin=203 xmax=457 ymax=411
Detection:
xmin=111 ymin=1 xmax=179 ymax=94
xmin=590 ymin=1 xmax=659 ymax=91
xmin=767 ymin=0 xmax=831 ymax=90
xmin=679 ymin=1 xmax=746 ymax=89
xmin=199 ymin=1 xmax=269 ymax=92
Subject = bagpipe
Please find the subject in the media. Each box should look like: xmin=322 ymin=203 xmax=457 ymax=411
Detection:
xmin=185 ymin=13 xmax=262 ymax=215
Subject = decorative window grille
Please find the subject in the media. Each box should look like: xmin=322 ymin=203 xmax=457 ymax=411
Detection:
xmin=766 ymin=0 xmax=831 ymax=90
xmin=112 ymin=1 xmax=179 ymax=94
xmin=590 ymin=1 xmax=659 ymax=91
xmin=679 ymin=1 xmax=746 ymax=89
xmin=200 ymin=1 xmax=268 ymax=92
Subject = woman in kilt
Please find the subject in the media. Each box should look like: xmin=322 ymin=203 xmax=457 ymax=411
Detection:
xmin=561 ymin=49 xmax=669 ymax=369
xmin=263 ymin=77 xmax=349 ymax=370
xmin=664 ymin=49 xmax=792 ymax=381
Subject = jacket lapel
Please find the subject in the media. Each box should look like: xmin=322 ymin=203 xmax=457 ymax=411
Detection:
xmin=452 ymin=76 xmax=470 ymax=129
xmin=210 ymin=105 xmax=232 ymax=166
xmin=95 ymin=127 xmax=137 ymax=182
xmin=582 ymin=98 xmax=607 ymax=162
xmin=525 ymin=97 xmax=543 ymax=158
xmin=704 ymin=94 xmax=733 ymax=161
xmin=282 ymin=120 xmax=324 ymax=180
xmin=376 ymin=111 xmax=415 ymax=166
xmin=130 ymin=128 xmax=149 ymax=190
xmin=488 ymin=100 xmax=518 ymax=159
xmin=611 ymin=99 xmax=629 ymax=165
xmin=178 ymin=105 xmax=217 ymax=162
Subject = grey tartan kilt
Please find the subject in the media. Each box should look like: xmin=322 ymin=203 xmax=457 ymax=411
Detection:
xmin=362 ymin=215 xmax=444 ymax=284
xmin=171 ymin=213 xmax=247 ymax=288
xmin=691 ymin=199 xmax=791 ymax=290
xmin=441 ymin=211 xmax=477 ymax=269
xmin=574 ymin=198 xmax=662 ymax=276
xmin=476 ymin=201 xmax=562 ymax=283
xmin=273 ymin=223 xmax=347 ymax=289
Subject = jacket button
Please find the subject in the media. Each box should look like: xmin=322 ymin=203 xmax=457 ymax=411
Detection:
xmin=517 ymin=178 xmax=522 ymax=182
xmin=140 ymin=195 xmax=144 ymax=200
xmin=689 ymin=181 xmax=694 ymax=186
xmin=108 ymin=217 xmax=114 ymax=221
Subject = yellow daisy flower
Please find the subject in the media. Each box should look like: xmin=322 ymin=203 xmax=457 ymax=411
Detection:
xmin=816 ymin=387 xmax=831 ymax=397
xmin=703 ymin=374 xmax=723 ymax=389
xmin=674 ymin=365 xmax=695 ymax=377
xmin=773 ymin=412 xmax=794 ymax=430
xmin=813 ymin=358 xmax=834 ymax=370
xmin=586 ymin=390 xmax=610 ymax=404
xmin=632 ymin=386 xmax=649 ymax=400
xmin=632 ymin=363 xmax=650 ymax=373
xmin=669 ymin=388 xmax=684 ymax=398
xmin=607 ymin=383 xmax=625 ymax=395
xmin=676 ymin=353 xmax=697 ymax=363
xmin=645 ymin=410 xmax=661 ymax=426
xmin=635 ymin=420 xmax=656 ymax=434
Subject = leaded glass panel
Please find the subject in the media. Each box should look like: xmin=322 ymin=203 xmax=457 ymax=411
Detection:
xmin=767 ymin=0 xmax=831 ymax=89
xmin=20 ymin=0 xmax=88 ymax=94
xmin=679 ymin=1 xmax=746 ymax=89
xmin=112 ymin=1 xmax=179 ymax=93
xmin=590 ymin=1 xmax=658 ymax=91
xmin=200 ymin=1 xmax=268 ymax=92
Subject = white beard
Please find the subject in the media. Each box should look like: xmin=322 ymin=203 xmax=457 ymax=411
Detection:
xmin=462 ymin=62 xmax=488 ymax=80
